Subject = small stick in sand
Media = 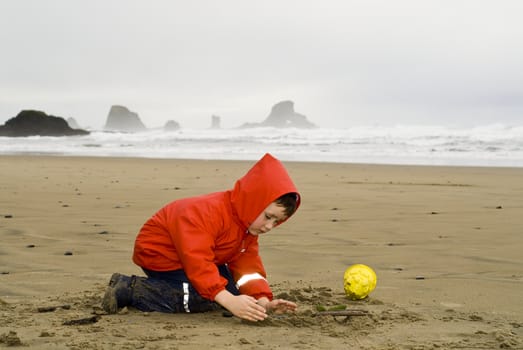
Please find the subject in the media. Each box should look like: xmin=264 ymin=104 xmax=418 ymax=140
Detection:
xmin=62 ymin=315 xmax=100 ymax=325
xmin=313 ymin=309 xmax=369 ymax=317
xmin=37 ymin=304 xmax=71 ymax=313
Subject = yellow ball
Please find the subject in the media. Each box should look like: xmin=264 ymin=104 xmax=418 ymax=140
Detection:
xmin=343 ymin=264 xmax=377 ymax=300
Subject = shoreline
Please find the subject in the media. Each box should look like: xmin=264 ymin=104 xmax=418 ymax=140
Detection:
xmin=1 ymin=152 xmax=522 ymax=169
xmin=1 ymin=155 xmax=521 ymax=349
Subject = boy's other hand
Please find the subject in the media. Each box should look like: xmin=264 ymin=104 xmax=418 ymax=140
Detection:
xmin=262 ymin=298 xmax=297 ymax=314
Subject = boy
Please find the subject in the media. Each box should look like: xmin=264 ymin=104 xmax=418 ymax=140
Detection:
xmin=102 ymin=153 xmax=300 ymax=322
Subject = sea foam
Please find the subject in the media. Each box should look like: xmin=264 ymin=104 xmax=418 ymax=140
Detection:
xmin=1 ymin=124 xmax=522 ymax=167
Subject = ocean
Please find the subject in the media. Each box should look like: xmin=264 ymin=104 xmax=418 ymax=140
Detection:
xmin=1 ymin=124 xmax=522 ymax=167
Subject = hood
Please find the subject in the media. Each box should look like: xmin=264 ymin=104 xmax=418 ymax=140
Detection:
xmin=230 ymin=153 xmax=300 ymax=229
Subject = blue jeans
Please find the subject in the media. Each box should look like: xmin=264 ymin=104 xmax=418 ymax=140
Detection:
xmin=125 ymin=264 xmax=240 ymax=313
xmin=142 ymin=264 xmax=240 ymax=296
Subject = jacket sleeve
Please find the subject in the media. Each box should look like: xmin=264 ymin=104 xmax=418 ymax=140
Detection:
xmin=228 ymin=236 xmax=273 ymax=300
xmin=165 ymin=205 xmax=229 ymax=300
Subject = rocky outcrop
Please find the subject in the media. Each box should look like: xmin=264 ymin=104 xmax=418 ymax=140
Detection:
xmin=211 ymin=115 xmax=221 ymax=129
xmin=164 ymin=120 xmax=181 ymax=131
xmin=104 ymin=105 xmax=146 ymax=132
xmin=239 ymin=101 xmax=316 ymax=128
xmin=0 ymin=110 xmax=89 ymax=137
xmin=67 ymin=117 xmax=81 ymax=129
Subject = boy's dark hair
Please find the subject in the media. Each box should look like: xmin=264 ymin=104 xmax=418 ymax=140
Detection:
xmin=275 ymin=192 xmax=299 ymax=217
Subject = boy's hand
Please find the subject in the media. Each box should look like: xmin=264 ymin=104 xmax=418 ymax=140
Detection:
xmin=215 ymin=290 xmax=267 ymax=322
xmin=258 ymin=298 xmax=297 ymax=314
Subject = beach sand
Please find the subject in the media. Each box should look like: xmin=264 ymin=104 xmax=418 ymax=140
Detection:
xmin=1 ymin=155 xmax=522 ymax=349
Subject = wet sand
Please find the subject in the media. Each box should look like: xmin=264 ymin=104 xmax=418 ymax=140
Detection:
xmin=1 ymin=155 xmax=522 ymax=349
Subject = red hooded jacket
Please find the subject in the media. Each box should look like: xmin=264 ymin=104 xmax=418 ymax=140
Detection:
xmin=132 ymin=153 xmax=300 ymax=301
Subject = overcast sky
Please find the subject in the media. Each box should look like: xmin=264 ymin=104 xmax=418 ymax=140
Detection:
xmin=1 ymin=0 xmax=522 ymax=129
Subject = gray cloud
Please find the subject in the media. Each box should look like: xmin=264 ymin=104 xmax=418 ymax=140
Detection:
xmin=1 ymin=0 xmax=522 ymax=129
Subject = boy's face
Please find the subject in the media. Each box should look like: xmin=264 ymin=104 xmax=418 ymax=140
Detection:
xmin=248 ymin=202 xmax=288 ymax=235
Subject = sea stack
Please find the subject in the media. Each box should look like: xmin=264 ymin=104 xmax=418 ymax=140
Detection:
xmin=239 ymin=100 xmax=316 ymax=128
xmin=0 ymin=110 xmax=89 ymax=137
xmin=164 ymin=120 xmax=181 ymax=131
xmin=211 ymin=115 xmax=221 ymax=129
xmin=104 ymin=105 xmax=146 ymax=132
